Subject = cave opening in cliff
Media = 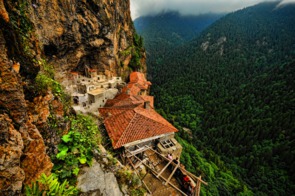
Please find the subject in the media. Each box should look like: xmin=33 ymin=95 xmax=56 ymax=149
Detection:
xmin=44 ymin=43 xmax=58 ymax=57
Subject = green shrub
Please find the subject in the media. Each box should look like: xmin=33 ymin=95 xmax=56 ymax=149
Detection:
xmin=130 ymin=187 xmax=146 ymax=196
xmin=128 ymin=33 xmax=144 ymax=70
xmin=35 ymin=74 xmax=62 ymax=96
xmin=25 ymin=173 xmax=78 ymax=196
xmin=120 ymin=46 xmax=134 ymax=57
xmin=35 ymin=72 xmax=71 ymax=111
xmin=129 ymin=51 xmax=141 ymax=70
xmin=53 ymin=114 xmax=101 ymax=184
xmin=38 ymin=58 xmax=55 ymax=79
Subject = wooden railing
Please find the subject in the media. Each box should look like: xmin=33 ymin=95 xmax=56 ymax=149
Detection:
xmin=125 ymin=145 xmax=208 ymax=196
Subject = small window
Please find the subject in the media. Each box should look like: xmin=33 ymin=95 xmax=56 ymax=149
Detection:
xmin=160 ymin=139 xmax=175 ymax=149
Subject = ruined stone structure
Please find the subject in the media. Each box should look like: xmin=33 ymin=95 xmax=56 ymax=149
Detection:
xmin=67 ymin=67 xmax=125 ymax=115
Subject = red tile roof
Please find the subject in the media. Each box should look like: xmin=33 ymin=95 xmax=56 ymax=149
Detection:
xmin=121 ymin=83 xmax=142 ymax=95
xmin=105 ymin=93 xmax=154 ymax=108
xmin=99 ymin=72 xmax=176 ymax=149
xmin=140 ymin=95 xmax=154 ymax=108
xmin=99 ymin=104 xmax=177 ymax=149
xmin=121 ymin=72 xmax=152 ymax=95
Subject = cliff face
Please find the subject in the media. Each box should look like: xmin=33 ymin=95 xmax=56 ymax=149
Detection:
xmin=0 ymin=0 xmax=144 ymax=194
xmin=29 ymin=0 xmax=144 ymax=79
xmin=0 ymin=30 xmax=52 ymax=194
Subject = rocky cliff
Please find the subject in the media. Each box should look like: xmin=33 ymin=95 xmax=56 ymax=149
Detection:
xmin=0 ymin=0 xmax=145 ymax=194
xmin=28 ymin=0 xmax=145 ymax=79
xmin=0 ymin=27 xmax=53 ymax=194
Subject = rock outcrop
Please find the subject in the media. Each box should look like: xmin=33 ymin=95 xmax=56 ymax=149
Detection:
xmin=0 ymin=29 xmax=52 ymax=194
xmin=0 ymin=0 xmax=145 ymax=194
xmin=27 ymin=0 xmax=145 ymax=80
xmin=0 ymin=0 xmax=9 ymax=23
xmin=77 ymin=160 xmax=123 ymax=196
xmin=0 ymin=114 xmax=24 ymax=194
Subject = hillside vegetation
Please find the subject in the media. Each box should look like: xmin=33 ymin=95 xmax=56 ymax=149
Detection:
xmin=134 ymin=11 xmax=222 ymax=46
xmin=134 ymin=12 xmax=222 ymax=78
xmin=138 ymin=2 xmax=295 ymax=195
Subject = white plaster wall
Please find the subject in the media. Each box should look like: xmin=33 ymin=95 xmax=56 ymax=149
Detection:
xmin=105 ymin=89 xmax=118 ymax=99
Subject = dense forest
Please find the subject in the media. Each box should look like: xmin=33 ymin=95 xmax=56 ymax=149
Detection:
xmin=134 ymin=12 xmax=222 ymax=73
xmin=134 ymin=11 xmax=222 ymax=44
xmin=136 ymin=2 xmax=295 ymax=195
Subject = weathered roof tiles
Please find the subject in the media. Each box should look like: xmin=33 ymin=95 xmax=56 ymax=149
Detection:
xmin=99 ymin=72 xmax=177 ymax=149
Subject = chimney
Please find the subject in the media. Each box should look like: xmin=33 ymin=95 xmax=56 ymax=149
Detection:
xmin=144 ymin=101 xmax=150 ymax=110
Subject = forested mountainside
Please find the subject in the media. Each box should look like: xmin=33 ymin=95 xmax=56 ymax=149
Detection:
xmin=134 ymin=12 xmax=222 ymax=73
xmin=137 ymin=2 xmax=295 ymax=195
xmin=134 ymin=11 xmax=222 ymax=46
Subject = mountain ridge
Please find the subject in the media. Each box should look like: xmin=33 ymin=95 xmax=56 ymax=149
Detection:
xmin=134 ymin=11 xmax=223 ymax=46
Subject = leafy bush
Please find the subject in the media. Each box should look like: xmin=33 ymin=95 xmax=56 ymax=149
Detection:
xmin=130 ymin=188 xmax=146 ymax=196
xmin=35 ymin=74 xmax=62 ymax=96
xmin=129 ymin=33 xmax=144 ymax=71
xmin=120 ymin=46 xmax=134 ymax=57
xmin=37 ymin=58 xmax=55 ymax=79
xmin=35 ymin=70 xmax=70 ymax=111
xmin=53 ymin=114 xmax=101 ymax=184
xmin=133 ymin=33 xmax=144 ymax=48
xmin=129 ymin=51 xmax=141 ymax=71
xmin=25 ymin=173 xmax=78 ymax=196
xmin=34 ymin=58 xmax=60 ymax=97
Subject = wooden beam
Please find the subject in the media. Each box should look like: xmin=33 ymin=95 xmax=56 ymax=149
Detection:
xmin=183 ymin=170 xmax=208 ymax=186
xmin=125 ymin=146 xmax=149 ymax=158
xmin=157 ymin=159 xmax=172 ymax=178
xmin=128 ymin=145 xmax=207 ymax=195
xmin=132 ymin=154 xmax=187 ymax=196
xmin=160 ymin=175 xmax=187 ymax=196
xmin=165 ymin=161 xmax=180 ymax=185
xmin=145 ymin=145 xmax=208 ymax=186
xmin=120 ymin=153 xmax=126 ymax=165
xmin=195 ymin=175 xmax=202 ymax=196
xmin=145 ymin=145 xmax=170 ymax=160
xmin=135 ymin=158 xmax=148 ymax=169
xmin=127 ymin=157 xmax=152 ymax=195
xmin=123 ymin=133 xmax=174 ymax=148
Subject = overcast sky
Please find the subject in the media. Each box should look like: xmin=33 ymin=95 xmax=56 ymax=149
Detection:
xmin=130 ymin=0 xmax=295 ymax=19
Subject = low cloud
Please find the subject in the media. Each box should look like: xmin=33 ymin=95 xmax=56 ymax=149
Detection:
xmin=277 ymin=0 xmax=295 ymax=7
xmin=130 ymin=0 xmax=290 ymax=19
